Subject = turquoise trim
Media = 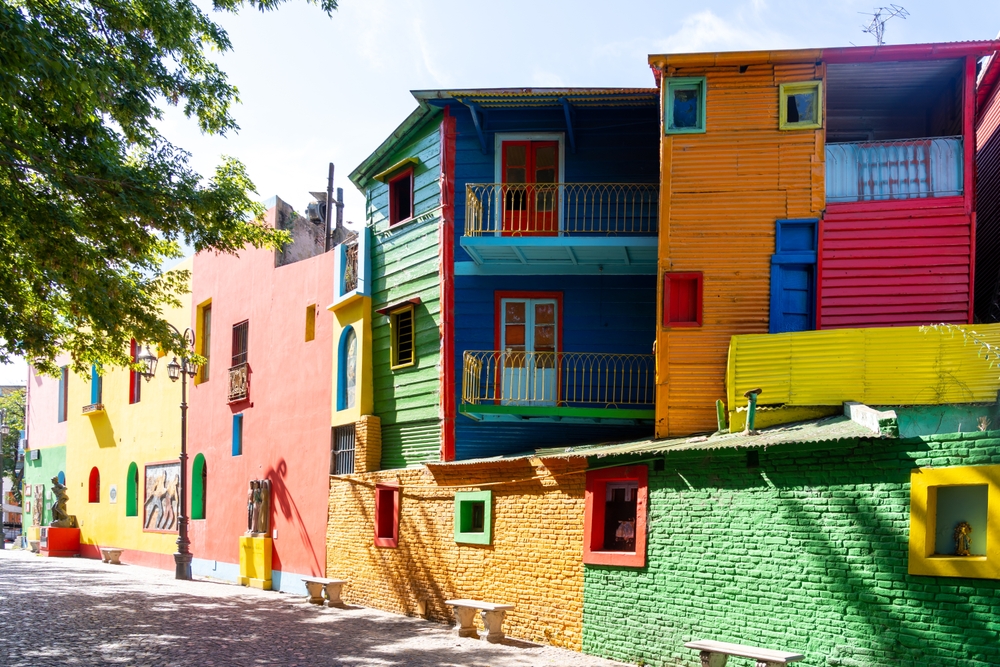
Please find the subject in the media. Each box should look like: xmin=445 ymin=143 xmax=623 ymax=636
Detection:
xmin=464 ymin=237 xmax=657 ymax=248
xmin=333 ymin=227 xmax=372 ymax=307
xmin=459 ymin=236 xmax=657 ymax=274
xmin=664 ymin=77 xmax=707 ymax=134
xmin=455 ymin=262 xmax=656 ymax=276
xmin=460 ymin=403 xmax=654 ymax=424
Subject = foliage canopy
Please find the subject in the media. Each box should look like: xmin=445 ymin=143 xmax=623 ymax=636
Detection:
xmin=0 ymin=0 xmax=337 ymax=375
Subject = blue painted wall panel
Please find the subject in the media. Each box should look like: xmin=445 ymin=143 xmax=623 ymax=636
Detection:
xmin=453 ymin=273 xmax=656 ymax=460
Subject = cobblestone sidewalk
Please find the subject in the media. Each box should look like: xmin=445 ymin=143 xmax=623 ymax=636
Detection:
xmin=0 ymin=550 xmax=631 ymax=667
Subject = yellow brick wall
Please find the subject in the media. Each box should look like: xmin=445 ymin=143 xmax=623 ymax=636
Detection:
xmin=326 ymin=457 xmax=587 ymax=649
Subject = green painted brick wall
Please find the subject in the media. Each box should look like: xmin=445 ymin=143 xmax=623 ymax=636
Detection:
xmin=583 ymin=432 xmax=1000 ymax=667
xmin=368 ymin=113 xmax=443 ymax=468
xmin=21 ymin=444 xmax=67 ymax=529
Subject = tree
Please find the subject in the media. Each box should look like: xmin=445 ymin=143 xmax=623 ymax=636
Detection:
xmin=0 ymin=388 xmax=25 ymax=505
xmin=0 ymin=0 xmax=338 ymax=375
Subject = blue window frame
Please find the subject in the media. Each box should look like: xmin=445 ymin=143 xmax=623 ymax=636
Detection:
xmin=769 ymin=219 xmax=818 ymax=334
xmin=232 ymin=414 xmax=243 ymax=456
xmin=90 ymin=364 xmax=102 ymax=405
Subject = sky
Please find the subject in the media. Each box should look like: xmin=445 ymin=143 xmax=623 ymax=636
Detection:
xmin=1 ymin=0 xmax=999 ymax=384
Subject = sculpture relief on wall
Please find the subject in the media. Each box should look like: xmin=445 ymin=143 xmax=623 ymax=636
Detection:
xmin=144 ymin=462 xmax=180 ymax=532
xmin=246 ymin=479 xmax=272 ymax=536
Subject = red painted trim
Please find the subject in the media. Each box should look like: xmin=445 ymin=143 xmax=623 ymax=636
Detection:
xmin=978 ymin=52 xmax=1000 ymax=119
xmin=965 ymin=56 xmax=976 ymax=218
xmin=373 ymin=484 xmax=400 ymax=548
xmin=129 ymin=339 xmax=139 ymax=404
xmin=88 ymin=467 xmax=100 ymax=503
xmin=582 ymin=465 xmax=648 ymax=568
xmin=388 ymin=168 xmax=415 ymax=226
xmin=493 ymin=291 xmax=565 ymax=353
xmin=662 ymin=272 xmax=703 ymax=327
xmin=825 ymin=196 xmax=965 ymax=216
xmin=822 ymin=41 xmax=1000 ymax=64
xmin=816 ymin=216 xmax=824 ymax=330
xmin=439 ymin=108 xmax=457 ymax=462
xmin=79 ymin=544 xmax=179 ymax=570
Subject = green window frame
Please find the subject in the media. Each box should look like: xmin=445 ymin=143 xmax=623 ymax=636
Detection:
xmin=779 ymin=81 xmax=823 ymax=131
xmin=454 ymin=490 xmax=493 ymax=545
xmin=664 ymin=77 xmax=706 ymax=134
xmin=125 ymin=462 xmax=139 ymax=517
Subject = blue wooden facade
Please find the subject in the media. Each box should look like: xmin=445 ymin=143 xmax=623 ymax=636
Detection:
xmin=352 ymin=89 xmax=661 ymax=465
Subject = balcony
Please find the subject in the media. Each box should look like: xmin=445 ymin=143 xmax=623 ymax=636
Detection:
xmin=825 ymin=136 xmax=963 ymax=204
xmin=461 ymin=183 xmax=658 ymax=274
xmin=228 ymin=362 xmax=250 ymax=403
xmin=461 ymin=350 xmax=655 ymax=424
xmin=81 ymin=403 xmax=105 ymax=417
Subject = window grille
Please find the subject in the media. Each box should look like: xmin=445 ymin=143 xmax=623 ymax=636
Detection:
xmin=231 ymin=320 xmax=249 ymax=366
xmin=331 ymin=424 xmax=356 ymax=475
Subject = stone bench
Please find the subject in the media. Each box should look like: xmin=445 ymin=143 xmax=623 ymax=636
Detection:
xmin=685 ymin=640 xmax=804 ymax=667
xmin=445 ymin=598 xmax=515 ymax=643
xmin=100 ymin=547 xmax=123 ymax=565
xmin=302 ymin=577 xmax=348 ymax=608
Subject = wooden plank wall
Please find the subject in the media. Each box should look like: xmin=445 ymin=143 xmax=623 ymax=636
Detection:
xmin=656 ymin=62 xmax=825 ymax=437
xmin=368 ymin=117 xmax=444 ymax=468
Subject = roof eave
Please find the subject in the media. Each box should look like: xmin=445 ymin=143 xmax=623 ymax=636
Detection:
xmin=349 ymin=102 xmax=439 ymax=191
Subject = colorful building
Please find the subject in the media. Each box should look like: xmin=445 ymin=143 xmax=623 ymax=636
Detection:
xmin=650 ymin=41 xmax=1000 ymax=437
xmin=187 ymin=196 xmax=337 ymax=592
xmin=975 ymin=44 xmax=1000 ymax=322
xmin=23 ymin=360 xmax=69 ymax=541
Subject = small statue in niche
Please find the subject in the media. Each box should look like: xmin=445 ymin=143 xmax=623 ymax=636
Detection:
xmin=955 ymin=521 xmax=973 ymax=556
xmin=245 ymin=479 xmax=272 ymax=536
xmin=49 ymin=476 xmax=77 ymax=528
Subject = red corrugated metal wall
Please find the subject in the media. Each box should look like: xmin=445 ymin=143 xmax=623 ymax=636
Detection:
xmin=974 ymin=74 xmax=1000 ymax=322
xmin=819 ymin=197 xmax=972 ymax=329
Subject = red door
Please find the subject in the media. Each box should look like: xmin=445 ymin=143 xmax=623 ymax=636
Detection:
xmin=502 ymin=141 xmax=559 ymax=236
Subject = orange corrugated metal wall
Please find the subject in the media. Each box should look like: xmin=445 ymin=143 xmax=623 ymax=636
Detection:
xmin=656 ymin=63 xmax=825 ymax=437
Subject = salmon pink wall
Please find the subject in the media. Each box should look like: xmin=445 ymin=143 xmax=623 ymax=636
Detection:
xmin=188 ymin=204 xmax=335 ymax=585
xmin=26 ymin=359 xmax=68 ymax=450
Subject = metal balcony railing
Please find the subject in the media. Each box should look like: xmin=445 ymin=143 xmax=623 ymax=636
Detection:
xmin=343 ymin=242 xmax=358 ymax=293
xmin=465 ymin=183 xmax=658 ymax=237
xmin=825 ymin=136 xmax=963 ymax=203
xmin=462 ymin=350 xmax=655 ymax=409
xmin=228 ymin=362 xmax=249 ymax=403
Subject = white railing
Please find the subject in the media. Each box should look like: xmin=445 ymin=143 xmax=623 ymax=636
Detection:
xmin=465 ymin=183 xmax=658 ymax=236
xmin=826 ymin=136 xmax=963 ymax=203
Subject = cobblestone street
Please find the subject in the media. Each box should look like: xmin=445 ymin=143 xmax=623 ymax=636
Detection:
xmin=0 ymin=550 xmax=630 ymax=667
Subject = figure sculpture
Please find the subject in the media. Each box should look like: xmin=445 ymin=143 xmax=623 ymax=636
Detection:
xmin=49 ymin=476 xmax=77 ymax=528
xmin=955 ymin=521 xmax=973 ymax=556
xmin=245 ymin=479 xmax=272 ymax=536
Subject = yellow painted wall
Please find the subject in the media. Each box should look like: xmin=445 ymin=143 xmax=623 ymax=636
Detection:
xmin=65 ymin=259 xmax=192 ymax=558
xmin=726 ymin=324 xmax=1000 ymax=429
xmin=330 ymin=295 xmax=373 ymax=426
xmin=326 ymin=457 xmax=587 ymax=649
xmin=655 ymin=61 xmax=826 ymax=437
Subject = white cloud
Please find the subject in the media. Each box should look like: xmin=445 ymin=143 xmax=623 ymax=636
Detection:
xmin=651 ymin=9 xmax=791 ymax=54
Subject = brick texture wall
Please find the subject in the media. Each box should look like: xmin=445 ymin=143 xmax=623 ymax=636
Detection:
xmin=326 ymin=457 xmax=587 ymax=649
xmin=583 ymin=432 xmax=1000 ymax=666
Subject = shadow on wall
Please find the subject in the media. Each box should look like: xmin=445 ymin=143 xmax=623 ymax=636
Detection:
xmin=264 ymin=458 xmax=322 ymax=577
xmin=90 ymin=412 xmax=116 ymax=448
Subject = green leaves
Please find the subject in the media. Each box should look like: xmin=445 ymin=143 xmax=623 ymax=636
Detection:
xmin=0 ymin=0 xmax=324 ymax=374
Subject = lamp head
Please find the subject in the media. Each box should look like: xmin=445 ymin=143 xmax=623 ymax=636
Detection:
xmin=138 ymin=345 xmax=158 ymax=381
xmin=167 ymin=357 xmax=181 ymax=382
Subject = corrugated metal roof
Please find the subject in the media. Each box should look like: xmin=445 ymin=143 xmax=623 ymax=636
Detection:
xmin=412 ymin=88 xmax=658 ymax=108
xmin=429 ymin=415 xmax=879 ymax=467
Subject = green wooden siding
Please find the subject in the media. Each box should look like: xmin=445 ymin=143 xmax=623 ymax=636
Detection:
xmin=368 ymin=115 xmax=443 ymax=468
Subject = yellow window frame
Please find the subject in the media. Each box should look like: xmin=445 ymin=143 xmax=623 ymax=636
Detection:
xmin=389 ymin=304 xmax=416 ymax=370
xmin=778 ymin=81 xmax=823 ymax=131
xmin=908 ymin=464 xmax=1000 ymax=579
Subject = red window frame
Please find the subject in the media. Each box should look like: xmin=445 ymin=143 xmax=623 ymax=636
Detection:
xmin=583 ymin=465 xmax=648 ymax=567
xmin=663 ymin=272 xmax=703 ymax=328
xmin=388 ymin=168 xmax=414 ymax=226
xmin=500 ymin=140 xmax=559 ymax=236
xmin=374 ymin=484 xmax=400 ymax=548
xmin=88 ymin=467 xmax=101 ymax=503
xmin=129 ymin=339 xmax=141 ymax=404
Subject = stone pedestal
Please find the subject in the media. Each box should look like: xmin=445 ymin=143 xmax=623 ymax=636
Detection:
xmin=481 ymin=609 xmax=509 ymax=643
xmin=454 ymin=607 xmax=479 ymax=638
xmin=238 ymin=536 xmax=272 ymax=590
xmin=40 ymin=527 xmax=80 ymax=558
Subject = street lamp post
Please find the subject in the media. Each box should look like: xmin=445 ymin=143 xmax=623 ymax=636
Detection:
xmin=137 ymin=326 xmax=199 ymax=580
xmin=0 ymin=408 xmax=8 ymax=550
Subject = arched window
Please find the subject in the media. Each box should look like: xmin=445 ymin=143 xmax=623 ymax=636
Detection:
xmin=57 ymin=471 xmax=65 ymax=485
xmin=88 ymin=467 xmax=100 ymax=503
xmin=337 ymin=326 xmax=358 ymax=411
xmin=125 ymin=462 xmax=139 ymax=517
xmin=191 ymin=454 xmax=207 ymax=520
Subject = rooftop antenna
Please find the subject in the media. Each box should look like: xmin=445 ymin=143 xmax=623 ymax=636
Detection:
xmin=860 ymin=5 xmax=909 ymax=46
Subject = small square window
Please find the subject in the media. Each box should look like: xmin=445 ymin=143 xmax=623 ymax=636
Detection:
xmin=664 ymin=77 xmax=706 ymax=134
xmin=390 ymin=305 xmax=416 ymax=369
xmin=584 ymin=466 xmax=648 ymax=567
xmin=454 ymin=490 xmax=493 ymax=545
xmin=909 ymin=464 xmax=1000 ymax=579
xmin=389 ymin=169 xmax=414 ymax=225
xmin=663 ymin=272 xmax=703 ymax=328
xmin=779 ymin=81 xmax=822 ymax=130
xmin=374 ymin=484 xmax=400 ymax=548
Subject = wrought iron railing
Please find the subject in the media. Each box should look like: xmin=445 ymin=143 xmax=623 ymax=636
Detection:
xmin=228 ymin=362 xmax=249 ymax=403
xmin=343 ymin=242 xmax=358 ymax=293
xmin=462 ymin=350 xmax=655 ymax=408
xmin=825 ymin=136 xmax=963 ymax=203
xmin=465 ymin=183 xmax=658 ymax=236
